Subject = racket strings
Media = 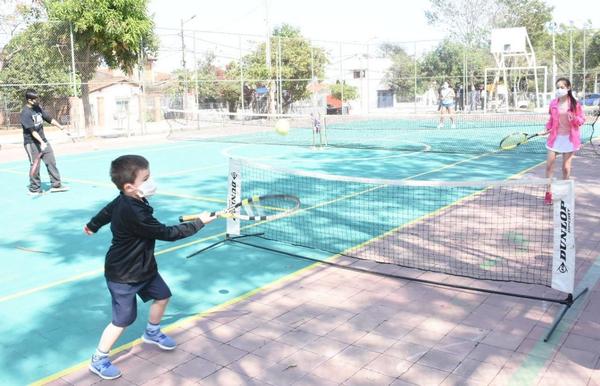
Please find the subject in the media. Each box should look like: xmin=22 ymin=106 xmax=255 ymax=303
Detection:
xmin=241 ymin=198 xmax=296 ymax=217
xmin=500 ymin=133 xmax=528 ymax=150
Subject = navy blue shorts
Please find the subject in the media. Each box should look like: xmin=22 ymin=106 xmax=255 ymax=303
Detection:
xmin=107 ymin=273 xmax=172 ymax=327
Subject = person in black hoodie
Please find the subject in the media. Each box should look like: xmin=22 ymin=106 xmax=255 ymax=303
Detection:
xmin=20 ymin=89 xmax=68 ymax=194
xmin=84 ymin=154 xmax=216 ymax=380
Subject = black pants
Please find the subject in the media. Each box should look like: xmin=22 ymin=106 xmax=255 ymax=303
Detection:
xmin=24 ymin=142 xmax=62 ymax=192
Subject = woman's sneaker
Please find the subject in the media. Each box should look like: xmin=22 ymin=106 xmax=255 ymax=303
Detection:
xmin=142 ymin=330 xmax=176 ymax=350
xmin=89 ymin=355 xmax=121 ymax=380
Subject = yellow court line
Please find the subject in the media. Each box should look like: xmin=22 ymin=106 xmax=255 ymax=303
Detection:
xmin=30 ymin=156 xmax=549 ymax=386
xmin=28 ymin=155 xmax=548 ymax=385
xmin=0 ymin=232 xmax=228 ymax=304
xmin=3 ymin=153 xmax=543 ymax=305
xmin=30 ymin=255 xmax=325 ymax=386
xmin=0 ymin=169 xmax=226 ymax=203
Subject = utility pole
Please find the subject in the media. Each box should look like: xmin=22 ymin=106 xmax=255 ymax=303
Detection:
xmin=569 ymin=21 xmax=574 ymax=83
xmin=180 ymin=15 xmax=196 ymax=70
xmin=180 ymin=15 xmax=196 ymax=109
xmin=265 ymin=0 xmax=275 ymax=114
xmin=583 ymin=22 xmax=591 ymax=95
xmin=547 ymin=22 xmax=558 ymax=88
xmin=180 ymin=19 xmax=186 ymax=70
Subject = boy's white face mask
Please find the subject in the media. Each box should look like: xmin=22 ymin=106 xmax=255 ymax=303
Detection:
xmin=137 ymin=177 xmax=157 ymax=198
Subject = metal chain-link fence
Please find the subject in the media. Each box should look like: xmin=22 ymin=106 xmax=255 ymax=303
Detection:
xmin=1 ymin=19 xmax=599 ymax=136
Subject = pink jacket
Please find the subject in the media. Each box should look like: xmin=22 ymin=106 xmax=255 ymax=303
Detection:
xmin=545 ymin=98 xmax=585 ymax=149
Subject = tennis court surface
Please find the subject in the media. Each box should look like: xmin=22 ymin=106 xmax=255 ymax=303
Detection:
xmin=0 ymin=118 xmax=600 ymax=385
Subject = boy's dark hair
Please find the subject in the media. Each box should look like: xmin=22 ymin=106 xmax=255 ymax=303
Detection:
xmin=25 ymin=89 xmax=39 ymax=101
xmin=110 ymin=155 xmax=149 ymax=190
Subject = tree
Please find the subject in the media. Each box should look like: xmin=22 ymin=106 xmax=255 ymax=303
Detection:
xmin=425 ymin=0 xmax=553 ymax=48
xmin=0 ymin=22 xmax=72 ymax=110
xmin=495 ymin=0 xmax=553 ymax=47
xmin=194 ymin=51 xmax=221 ymax=105
xmin=380 ymin=43 xmax=417 ymax=102
xmin=419 ymin=40 xmax=469 ymax=84
xmin=587 ymin=31 xmax=600 ymax=72
xmin=46 ymin=0 xmax=155 ymax=135
xmin=241 ymin=24 xmax=328 ymax=113
xmin=425 ymin=0 xmax=502 ymax=47
xmin=330 ymin=82 xmax=358 ymax=102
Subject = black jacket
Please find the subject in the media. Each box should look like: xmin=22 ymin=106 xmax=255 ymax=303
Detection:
xmin=20 ymin=104 xmax=52 ymax=144
xmin=86 ymin=193 xmax=204 ymax=283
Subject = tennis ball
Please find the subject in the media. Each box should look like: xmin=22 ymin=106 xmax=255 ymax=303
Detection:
xmin=275 ymin=119 xmax=290 ymax=135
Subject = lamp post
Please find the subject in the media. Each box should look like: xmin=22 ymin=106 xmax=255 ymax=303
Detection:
xmin=180 ymin=15 xmax=196 ymax=110
xmin=546 ymin=22 xmax=558 ymax=89
xmin=180 ymin=15 xmax=197 ymax=70
xmin=583 ymin=21 xmax=591 ymax=96
xmin=569 ymin=20 xmax=574 ymax=83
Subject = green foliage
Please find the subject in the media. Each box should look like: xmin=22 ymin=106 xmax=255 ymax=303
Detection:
xmin=426 ymin=0 xmax=552 ymax=48
xmin=46 ymin=0 xmax=156 ymax=79
xmin=425 ymin=0 xmax=500 ymax=47
xmin=496 ymin=0 xmax=553 ymax=47
xmin=419 ymin=41 xmax=491 ymax=84
xmin=221 ymin=61 xmax=243 ymax=112
xmin=241 ymin=24 xmax=328 ymax=110
xmin=195 ymin=52 xmax=220 ymax=103
xmin=44 ymin=0 xmax=156 ymax=131
xmin=381 ymin=44 xmax=416 ymax=101
xmin=382 ymin=39 xmax=493 ymax=101
xmin=0 ymin=22 xmax=73 ymax=106
xmin=587 ymin=31 xmax=600 ymax=71
xmin=330 ymin=82 xmax=358 ymax=101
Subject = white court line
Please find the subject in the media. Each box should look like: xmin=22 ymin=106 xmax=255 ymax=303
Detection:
xmin=221 ymin=141 xmax=432 ymax=162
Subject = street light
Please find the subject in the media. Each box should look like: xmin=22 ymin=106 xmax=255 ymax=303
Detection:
xmin=569 ymin=20 xmax=574 ymax=83
xmin=546 ymin=22 xmax=558 ymax=89
xmin=583 ymin=21 xmax=592 ymax=96
xmin=181 ymin=15 xmax=196 ymax=70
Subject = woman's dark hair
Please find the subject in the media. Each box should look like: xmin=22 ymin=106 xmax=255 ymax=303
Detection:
xmin=556 ymin=77 xmax=577 ymax=112
xmin=110 ymin=155 xmax=149 ymax=190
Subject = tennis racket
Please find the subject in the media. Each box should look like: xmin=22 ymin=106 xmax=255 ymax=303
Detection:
xmin=179 ymin=194 xmax=301 ymax=222
xmin=589 ymin=108 xmax=600 ymax=155
xmin=29 ymin=151 xmax=43 ymax=178
xmin=499 ymin=131 xmax=546 ymax=150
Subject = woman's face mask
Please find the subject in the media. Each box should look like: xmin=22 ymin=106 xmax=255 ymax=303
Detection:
xmin=555 ymin=88 xmax=569 ymax=98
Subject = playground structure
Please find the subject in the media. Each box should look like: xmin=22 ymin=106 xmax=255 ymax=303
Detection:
xmin=484 ymin=27 xmax=548 ymax=112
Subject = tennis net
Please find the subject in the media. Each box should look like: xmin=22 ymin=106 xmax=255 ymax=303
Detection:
xmin=165 ymin=109 xmax=597 ymax=155
xmin=224 ymin=158 xmax=575 ymax=296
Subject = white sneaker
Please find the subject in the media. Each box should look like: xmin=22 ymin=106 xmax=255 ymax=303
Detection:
xmin=49 ymin=185 xmax=69 ymax=193
xmin=451 ymin=124 xmax=456 ymax=129
xmin=437 ymin=123 xmax=444 ymax=129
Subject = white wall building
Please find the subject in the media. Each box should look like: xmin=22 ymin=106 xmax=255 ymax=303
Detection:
xmin=87 ymin=69 xmax=142 ymax=135
xmin=325 ymin=56 xmax=396 ymax=114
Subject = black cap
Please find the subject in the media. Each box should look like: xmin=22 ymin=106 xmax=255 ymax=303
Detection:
xmin=25 ymin=89 xmax=39 ymax=100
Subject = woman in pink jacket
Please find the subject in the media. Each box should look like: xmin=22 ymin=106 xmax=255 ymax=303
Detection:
xmin=543 ymin=77 xmax=585 ymax=204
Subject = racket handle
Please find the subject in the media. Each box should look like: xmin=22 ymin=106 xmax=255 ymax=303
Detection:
xmin=179 ymin=211 xmax=219 ymax=223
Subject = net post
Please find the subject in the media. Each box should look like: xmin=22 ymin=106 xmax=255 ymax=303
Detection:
xmin=227 ymin=158 xmax=242 ymax=236
xmin=550 ymin=180 xmax=576 ymax=294
xmin=185 ymin=233 xmax=267 ymax=259
xmin=544 ymin=287 xmax=589 ymax=342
